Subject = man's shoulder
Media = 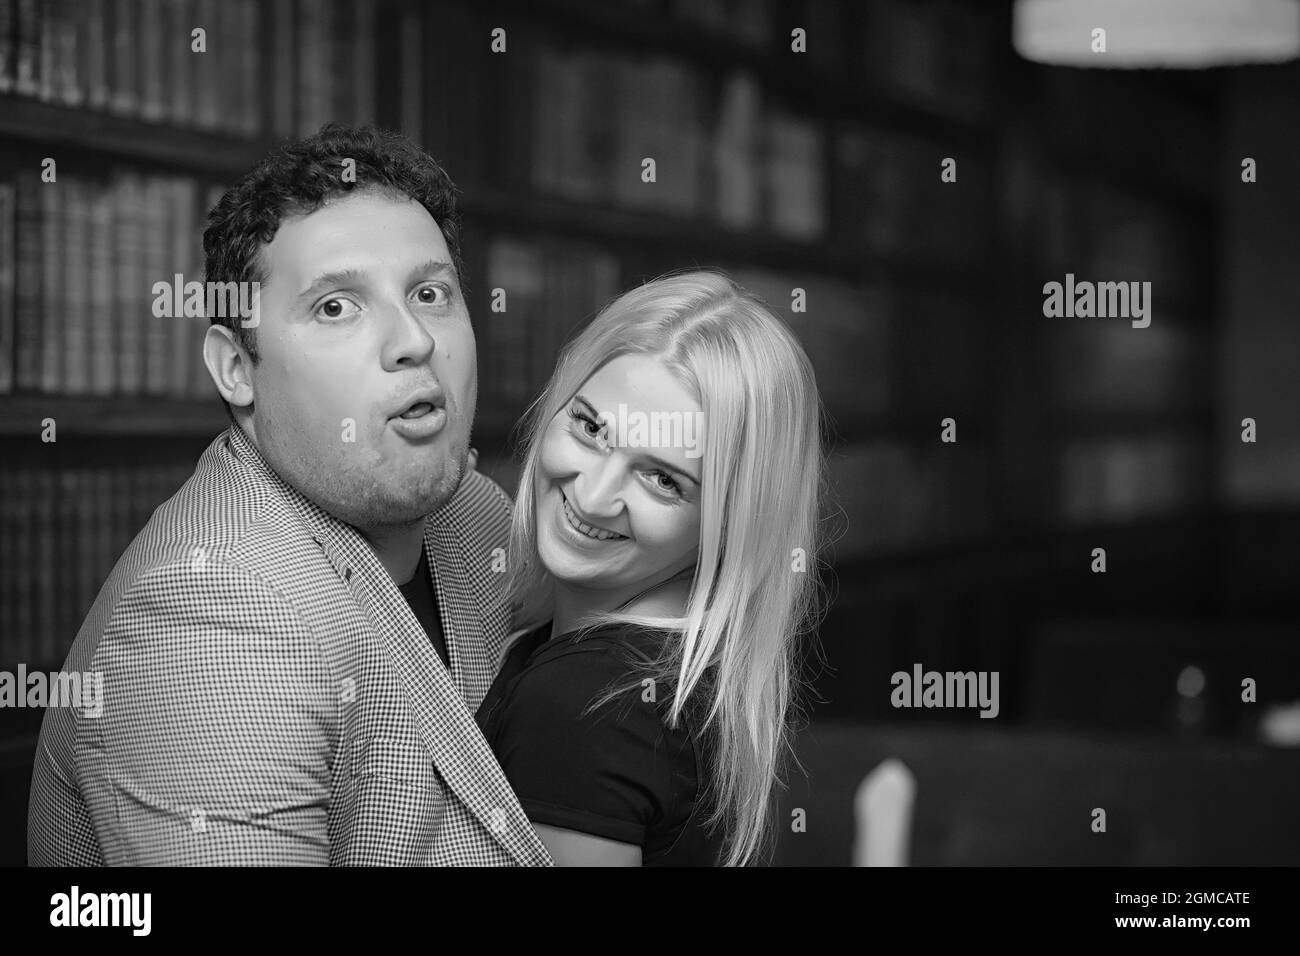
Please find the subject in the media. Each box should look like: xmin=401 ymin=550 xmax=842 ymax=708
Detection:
xmin=131 ymin=429 xmax=317 ymax=573
xmin=438 ymin=468 xmax=513 ymax=542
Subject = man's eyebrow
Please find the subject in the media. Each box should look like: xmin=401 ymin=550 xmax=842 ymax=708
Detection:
xmin=410 ymin=259 xmax=455 ymax=280
xmin=296 ymin=268 xmax=368 ymax=301
xmin=295 ymin=261 xmax=455 ymax=301
xmin=570 ymin=394 xmax=701 ymax=487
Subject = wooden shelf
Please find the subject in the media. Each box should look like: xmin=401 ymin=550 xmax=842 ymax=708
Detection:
xmin=509 ymin=0 xmax=994 ymax=146
xmin=0 ymin=395 xmax=229 ymax=437
xmin=462 ymin=188 xmax=992 ymax=289
xmin=0 ymin=95 xmax=271 ymax=176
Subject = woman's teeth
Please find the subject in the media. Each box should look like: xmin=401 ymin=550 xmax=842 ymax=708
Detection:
xmin=562 ymin=496 xmax=624 ymax=541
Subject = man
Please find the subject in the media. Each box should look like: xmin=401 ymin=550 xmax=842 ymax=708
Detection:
xmin=28 ymin=125 xmax=552 ymax=866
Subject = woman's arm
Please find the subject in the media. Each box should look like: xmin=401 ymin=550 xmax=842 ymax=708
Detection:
xmin=534 ymin=824 xmax=643 ymax=866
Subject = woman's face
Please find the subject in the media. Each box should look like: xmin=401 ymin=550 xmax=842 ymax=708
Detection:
xmin=533 ymin=353 xmax=703 ymax=604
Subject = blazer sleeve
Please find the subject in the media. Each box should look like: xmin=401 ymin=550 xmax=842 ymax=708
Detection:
xmin=77 ymin=559 xmax=338 ymax=865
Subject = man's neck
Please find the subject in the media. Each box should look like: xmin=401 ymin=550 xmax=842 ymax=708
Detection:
xmin=359 ymin=519 xmax=428 ymax=585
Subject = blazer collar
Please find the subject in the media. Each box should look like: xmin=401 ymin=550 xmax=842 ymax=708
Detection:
xmin=224 ymin=425 xmax=547 ymax=865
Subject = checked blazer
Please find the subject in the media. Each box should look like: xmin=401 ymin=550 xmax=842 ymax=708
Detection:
xmin=28 ymin=424 xmax=553 ymax=866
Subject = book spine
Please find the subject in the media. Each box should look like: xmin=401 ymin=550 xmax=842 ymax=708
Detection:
xmin=115 ymin=171 xmax=144 ymax=394
xmin=37 ymin=465 xmax=58 ymax=666
xmin=14 ymin=171 xmax=41 ymax=390
xmin=240 ymin=0 xmax=260 ymax=134
xmin=353 ymin=0 xmax=375 ymax=125
xmin=0 ymin=467 xmax=13 ymax=665
xmin=39 ymin=179 xmax=63 ymax=393
xmin=14 ymin=469 xmax=34 ymax=665
xmin=81 ymin=0 xmax=109 ymax=111
xmin=296 ymin=0 xmax=321 ymax=136
xmin=193 ymin=0 xmax=219 ymax=130
xmin=138 ymin=0 xmax=166 ymax=121
xmin=55 ymin=0 xmax=82 ymax=106
xmin=110 ymin=0 xmax=139 ymax=116
xmin=63 ymin=176 xmax=91 ymax=394
xmin=169 ymin=176 xmax=195 ymax=397
xmin=142 ymin=175 xmax=168 ymax=395
xmin=0 ymin=0 xmax=14 ymax=94
xmin=14 ymin=0 xmax=40 ymax=96
xmin=88 ymin=179 xmax=117 ymax=395
xmin=54 ymin=468 xmax=78 ymax=664
xmin=0 ymin=181 xmax=14 ymax=394
xmin=37 ymin=0 xmax=57 ymax=101
xmin=271 ymin=0 xmax=295 ymax=137
xmin=167 ymin=0 xmax=194 ymax=126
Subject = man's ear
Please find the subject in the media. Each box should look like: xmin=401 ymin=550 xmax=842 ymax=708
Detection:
xmin=203 ymin=324 xmax=256 ymax=410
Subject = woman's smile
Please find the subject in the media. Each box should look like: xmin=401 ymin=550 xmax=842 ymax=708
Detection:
xmin=560 ymin=491 xmax=629 ymax=541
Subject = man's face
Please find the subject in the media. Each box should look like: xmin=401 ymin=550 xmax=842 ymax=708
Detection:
xmin=243 ymin=189 xmax=476 ymax=530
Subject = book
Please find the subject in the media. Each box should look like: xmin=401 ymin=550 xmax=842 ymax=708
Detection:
xmin=62 ymin=176 xmax=91 ymax=394
xmin=80 ymin=0 xmax=109 ymax=111
xmin=142 ymin=175 xmax=170 ymax=395
xmin=88 ymin=179 xmax=117 ymax=395
xmin=114 ymin=170 xmax=145 ymax=393
xmin=194 ymin=0 xmax=221 ymax=130
xmin=0 ymin=0 xmax=14 ymax=94
xmin=109 ymin=0 xmax=139 ymax=116
xmin=270 ymin=0 xmax=295 ymax=136
xmin=352 ymin=0 xmax=375 ymax=125
xmin=711 ymin=71 xmax=762 ymax=230
xmin=0 ymin=467 xmax=13 ymax=664
xmin=14 ymin=0 xmax=40 ymax=96
xmin=138 ymin=0 xmax=166 ymax=120
xmin=169 ymin=176 xmax=198 ymax=397
xmin=0 ymin=182 xmax=14 ymax=394
xmin=39 ymin=177 xmax=63 ymax=393
xmin=14 ymin=171 xmax=41 ymax=391
xmin=763 ymin=110 xmax=825 ymax=239
xmin=485 ymin=238 xmax=542 ymax=410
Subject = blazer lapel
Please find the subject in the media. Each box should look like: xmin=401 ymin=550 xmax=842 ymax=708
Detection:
xmin=424 ymin=515 xmax=497 ymax=714
xmin=225 ymin=426 xmax=547 ymax=866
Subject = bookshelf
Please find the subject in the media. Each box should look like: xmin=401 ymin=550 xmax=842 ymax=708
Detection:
xmin=0 ymin=0 xmax=1225 ymax=726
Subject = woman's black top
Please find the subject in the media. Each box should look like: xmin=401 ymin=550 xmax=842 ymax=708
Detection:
xmin=475 ymin=621 xmax=723 ymax=866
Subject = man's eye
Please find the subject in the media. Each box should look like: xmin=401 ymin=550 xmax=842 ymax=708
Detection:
xmin=316 ymin=297 xmax=360 ymax=320
xmin=413 ymin=284 xmax=450 ymax=306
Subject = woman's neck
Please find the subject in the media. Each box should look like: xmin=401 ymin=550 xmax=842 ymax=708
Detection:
xmin=551 ymin=575 xmax=693 ymax=640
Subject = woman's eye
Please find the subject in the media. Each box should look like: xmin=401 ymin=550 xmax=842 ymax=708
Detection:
xmin=650 ymin=471 xmax=682 ymax=496
xmin=316 ymin=297 xmax=360 ymax=321
xmin=413 ymin=284 xmax=450 ymax=306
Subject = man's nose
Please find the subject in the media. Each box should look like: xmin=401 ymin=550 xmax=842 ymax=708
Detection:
xmin=378 ymin=297 xmax=436 ymax=369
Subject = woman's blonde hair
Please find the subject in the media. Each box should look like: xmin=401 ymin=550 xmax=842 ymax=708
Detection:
xmin=504 ymin=269 xmax=827 ymax=866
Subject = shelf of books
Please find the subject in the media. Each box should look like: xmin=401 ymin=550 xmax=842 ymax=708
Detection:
xmin=0 ymin=0 xmax=1221 ymax=700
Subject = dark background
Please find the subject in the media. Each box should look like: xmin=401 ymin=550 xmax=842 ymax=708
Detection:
xmin=1 ymin=0 xmax=1298 ymax=865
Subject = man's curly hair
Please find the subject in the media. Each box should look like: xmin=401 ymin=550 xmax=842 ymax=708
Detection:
xmin=202 ymin=123 xmax=464 ymax=362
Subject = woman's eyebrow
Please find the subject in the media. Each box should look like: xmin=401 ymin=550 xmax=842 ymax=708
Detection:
xmin=571 ymin=394 xmax=702 ymax=487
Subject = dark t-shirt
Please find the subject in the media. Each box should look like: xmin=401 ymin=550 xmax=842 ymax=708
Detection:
xmin=396 ymin=548 xmax=450 ymax=670
xmin=475 ymin=621 xmax=723 ymax=866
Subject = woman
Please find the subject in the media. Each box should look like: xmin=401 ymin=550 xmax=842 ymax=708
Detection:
xmin=475 ymin=270 xmax=826 ymax=866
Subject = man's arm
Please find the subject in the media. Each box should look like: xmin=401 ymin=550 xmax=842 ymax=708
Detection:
xmin=77 ymin=560 xmax=337 ymax=865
